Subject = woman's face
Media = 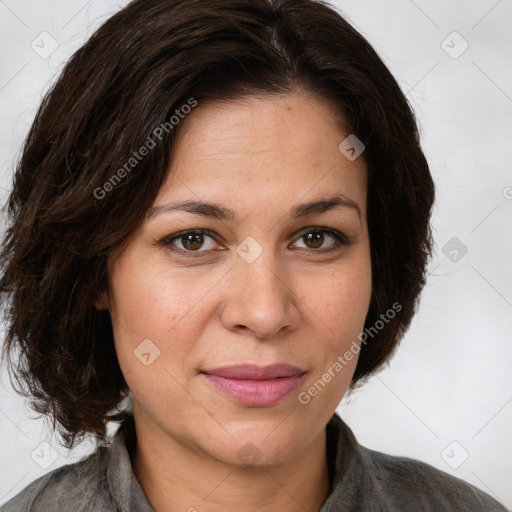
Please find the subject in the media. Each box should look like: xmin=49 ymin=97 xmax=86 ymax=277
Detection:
xmin=106 ymin=92 xmax=372 ymax=467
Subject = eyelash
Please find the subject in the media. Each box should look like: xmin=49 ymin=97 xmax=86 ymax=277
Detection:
xmin=160 ymin=227 xmax=351 ymax=258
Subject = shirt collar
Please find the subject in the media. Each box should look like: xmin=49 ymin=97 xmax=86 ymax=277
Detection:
xmin=106 ymin=414 xmax=154 ymax=512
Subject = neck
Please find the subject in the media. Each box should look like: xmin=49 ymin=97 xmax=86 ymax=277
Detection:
xmin=131 ymin=412 xmax=331 ymax=512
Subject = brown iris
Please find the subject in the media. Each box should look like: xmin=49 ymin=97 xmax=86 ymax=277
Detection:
xmin=303 ymin=231 xmax=324 ymax=249
xmin=181 ymin=233 xmax=205 ymax=251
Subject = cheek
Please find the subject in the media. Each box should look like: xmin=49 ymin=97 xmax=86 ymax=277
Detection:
xmin=297 ymin=256 xmax=371 ymax=412
xmin=106 ymin=257 xmax=206 ymax=408
xmin=109 ymin=248 xmax=215 ymax=338
xmin=107 ymin=252 xmax=214 ymax=382
xmin=305 ymin=251 xmax=372 ymax=344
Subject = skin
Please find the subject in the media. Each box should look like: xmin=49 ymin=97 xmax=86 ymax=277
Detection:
xmin=100 ymin=91 xmax=372 ymax=512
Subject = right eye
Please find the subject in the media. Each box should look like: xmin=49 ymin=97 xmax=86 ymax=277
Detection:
xmin=160 ymin=229 xmax=223 ymax=257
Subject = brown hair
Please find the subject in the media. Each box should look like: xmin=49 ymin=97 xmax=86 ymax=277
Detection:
xmin=0 ymin=0 xmax=434 ymax=448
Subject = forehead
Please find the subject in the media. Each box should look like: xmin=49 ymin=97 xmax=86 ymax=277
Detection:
xmin=171 ymin=93 xmax=346 ymax=162
xmin=156 ymin=93 xmax=367 ymax=217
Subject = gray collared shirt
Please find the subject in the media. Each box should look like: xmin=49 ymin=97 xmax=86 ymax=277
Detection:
xmin=1 ymin=413 xmax=508 ymax=511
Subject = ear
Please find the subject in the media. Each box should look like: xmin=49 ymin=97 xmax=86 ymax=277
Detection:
xmin=94 ymin=291 xmax=109 ymax=311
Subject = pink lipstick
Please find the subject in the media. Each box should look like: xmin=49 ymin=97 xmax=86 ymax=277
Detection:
xmin=201 ymin=363 xmax=305 ymax=407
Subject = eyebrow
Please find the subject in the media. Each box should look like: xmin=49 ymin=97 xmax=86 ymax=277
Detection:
xmin=147 ymin=194 xmax=362 ymax=223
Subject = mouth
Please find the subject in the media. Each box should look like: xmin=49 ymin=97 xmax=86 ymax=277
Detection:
xmin=200 ymin=364 xmax=306 ymax=407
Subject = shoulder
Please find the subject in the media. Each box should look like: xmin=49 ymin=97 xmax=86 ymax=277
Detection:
xmin=325 ymin=413 xmax=507 ymax=511
xmin=0 ymin=447 xmax=115 ymax=512
xmin=359 ymin=445 xmax=507 ymax=511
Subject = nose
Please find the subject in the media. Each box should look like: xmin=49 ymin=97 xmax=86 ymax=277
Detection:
xmin=219 ymin=248 xmax=301 ymax=340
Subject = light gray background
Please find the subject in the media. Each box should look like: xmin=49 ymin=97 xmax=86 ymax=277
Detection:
xmin=1 ymin=0 xmax=511 ymax=508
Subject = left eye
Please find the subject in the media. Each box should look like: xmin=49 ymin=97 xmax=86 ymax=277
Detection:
xmin=292 ymin=229 xmax=343 ymax=251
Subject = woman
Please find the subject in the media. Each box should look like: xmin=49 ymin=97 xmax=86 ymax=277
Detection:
xmin=0 ymin=0 xmax=507 ymax=510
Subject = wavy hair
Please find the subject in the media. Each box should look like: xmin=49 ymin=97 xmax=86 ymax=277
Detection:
xmin=0 ymin=0 xmax=434 ymax=448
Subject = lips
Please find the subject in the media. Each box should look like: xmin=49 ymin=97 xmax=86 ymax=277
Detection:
xmin=200 ymin=364 xmax=306 ymax=407
xmin=201 ymin=363 xmax=304 ymax=380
